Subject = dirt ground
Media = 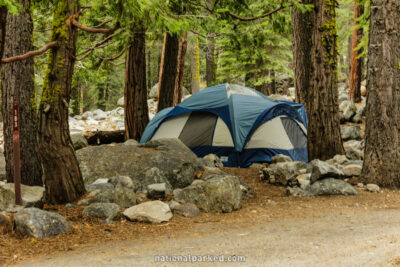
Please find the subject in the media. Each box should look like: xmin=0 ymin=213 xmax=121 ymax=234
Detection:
xmin=2 ymin=167 xmax=400 ymax=266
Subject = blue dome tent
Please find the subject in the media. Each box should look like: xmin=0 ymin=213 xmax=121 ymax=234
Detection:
xmin=140 ymin=84 xmax=308 ymax=167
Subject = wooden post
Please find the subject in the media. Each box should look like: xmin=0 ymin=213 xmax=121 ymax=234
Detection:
xmin=12 ymin=102 xmax=22 ymax=205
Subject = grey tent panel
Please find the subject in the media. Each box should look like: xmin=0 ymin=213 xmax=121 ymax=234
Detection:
xmin=178 ymin=111 xmax=218 ymax=147
xmin=280 ymin=117 xmax=307 ymax=148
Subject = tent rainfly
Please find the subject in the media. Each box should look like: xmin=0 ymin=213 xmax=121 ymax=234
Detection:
xmin=140 ymin=83 xmax=308 ymax=167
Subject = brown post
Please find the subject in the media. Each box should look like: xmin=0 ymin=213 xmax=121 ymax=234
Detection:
xmin=12 ymin=102 xmax=22 ymax=205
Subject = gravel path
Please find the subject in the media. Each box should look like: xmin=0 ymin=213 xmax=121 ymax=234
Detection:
xmin=14 ymin=208 xmax=400 ymax=267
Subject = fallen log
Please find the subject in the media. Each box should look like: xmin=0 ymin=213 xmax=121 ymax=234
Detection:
xmin=83 ymin=130 xmax=125 ymax=145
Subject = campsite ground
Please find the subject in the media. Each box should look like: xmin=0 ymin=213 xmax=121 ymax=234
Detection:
xmin=2 ymin=168 xmax=400 ymax=266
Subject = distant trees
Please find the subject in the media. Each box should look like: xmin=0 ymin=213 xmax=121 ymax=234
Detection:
xmin=361 ymin=1 xmax=400 ymax=188
xmin=349 ymin=1 xmax=364 ymax=103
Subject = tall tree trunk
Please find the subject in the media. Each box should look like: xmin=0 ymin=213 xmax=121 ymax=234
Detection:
xmin=349 ymin=2 xmax=364 ymax=103
xmin=307 ymin=0 xmax=344 ymax=160
xmin=124 ymin=25 xmax=149 ymax=141
xmin=362 ymin=1 xmax=400 ymax=188
xmin=37 ymin=0 xmax=85 ymax=204
xmin=206 ymin=34 xmax=216 ymax=87
xmin=0 ymin=7 xmax=6 ymax=59
xmin=173 ymin=32 xmax=187 ymax=106
xmin=157 ymin=32 xmax=179 ymax=112
xmin=1 ymin=0 xmax=43 ymax=186
xmin=291 ymin=1 xmax=312 ymax=103
xmin=147 ymin=49 xmax=151 ymax=91
xmin=190 ymin=35 xmax=201 ymax=94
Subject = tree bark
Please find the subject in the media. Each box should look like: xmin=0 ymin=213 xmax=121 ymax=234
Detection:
xmin=291 ymin=1 xmax=312 ymax=104
xmin=0 ymin=6 xmax=6 ymax=59
xmin=37 ymin=0 xmax=85 ymax=204
xmin=306 ymin=0 xmax=344 ymax=160
xmin=1 ymin=0 xmax=43 ymax=186
xmin=206 ymin=34 xmax=216 ymax=87
xmin=146 ymin=49 xmax=151 ymax=91
xmin=124 ymin=24 xmax=149 ymax=141
xmin=349 ymin=2 xmax=364 ymax=103
xmin=173 ymin=32 xmax=187 ymax=106
xmin=157 ymin=32 xmax=179 ymax=112
xmin=190 ymin=34 xmax=201 ymax=94
xmin=361 ymin=1 xmax=400 ymax=188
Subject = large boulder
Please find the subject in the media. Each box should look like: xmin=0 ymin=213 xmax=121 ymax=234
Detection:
xmin=123 ymin=200 xmax=172 ymax=223
xmin=341 ymin=125 xmax=361 ymax=141
xmin=0 ymin=183 xmax=45 ymax=211
xmin=71 ymin=133 xmax=89 ymax=150
xmin=14 ymin=208 xmax=69 ymax=238
xmin=307 ymin=159 xmax=344 ymax=184
xmin=262 ymin=161 xmax=307 ymax=186
xmin=76 ymin=138 xmax=205 ymax=190
xmin=174 ymin=175 xmax=242 ymax=213
xmin=309 ymin=178 xmax=358 ymax=196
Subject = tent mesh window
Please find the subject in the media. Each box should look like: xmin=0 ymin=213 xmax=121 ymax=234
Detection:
xmin=280 ymin=117 xmax=307 ymax=148
xmin=178 ymin=111 xmax=218 ymax=147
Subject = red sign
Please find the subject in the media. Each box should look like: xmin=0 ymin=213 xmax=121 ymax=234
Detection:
xmin=12 ymin=102 xmax=22 ymax=205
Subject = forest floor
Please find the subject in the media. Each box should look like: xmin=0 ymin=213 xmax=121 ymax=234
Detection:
xmin=2 ymin=168 xmax=400 ymax=266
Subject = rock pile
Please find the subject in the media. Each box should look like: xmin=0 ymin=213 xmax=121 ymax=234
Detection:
xmin=260 ymin=155 xmax=359 ymax=196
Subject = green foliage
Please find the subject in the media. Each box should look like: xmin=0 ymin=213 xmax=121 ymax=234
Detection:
xmin=0 ymin=0 xmax=21 ymax=14
xmin=212 ymin=1 xmax=293 ymax=88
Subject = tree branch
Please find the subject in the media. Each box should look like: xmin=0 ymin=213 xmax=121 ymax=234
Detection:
xmin=75 ymin=30 xmax=119 ymax=61
xmin=2 ymin=41 xmax=58 ymax=63
xmin=72 ymin=18 xmax=119 ymax=33
xmin=221 ymin=5 xmax=285 ymax=21
xmin=93 ymin=18 xmax=113 ymax=28
xmin=99 ymin=47 xmax=126 ymax=62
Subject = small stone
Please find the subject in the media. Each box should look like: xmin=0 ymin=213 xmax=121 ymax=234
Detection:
xmin=249 ymin=163 xmax=265 ymax=170
xmin=109 ymin=176 xmax=134 ymax=190
xmin=173 ymin=203 xmax=200 ymax=218
xmin=333 ymin=154 xmax=348 ymax=165
xmin=168 ymin=200 xmax=181 ymax=210
xmin=92 ymin=178 xmax=109 ymax=184
xmin=202 ymin=154 xmax=223 ymax=168
xmin=14 ymin=208 xmax=69 ymax=238
xmin=366 ymin=184 xmax=380 ymax=193
xmin=124 ymin=139 xmax=139 ymax=146
xmin=191 ymin=179 xmax=204 ymax=185
xmin=147 ymin=183 xmax=170 ymax=199
xmin=65 ymin=203 xmax=76 ymax=209
xmin=271 ymin=154 xmax=292 ymax=163
xmin=123 ymin=201 xmax=172 ymax=224
xmin=342 ymin=164 xmax=362 ymax=177
xmin=83 ymin=203 xmax=120 ymax=221
xmin=357 ymin=183 xmax=364 ymax=188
